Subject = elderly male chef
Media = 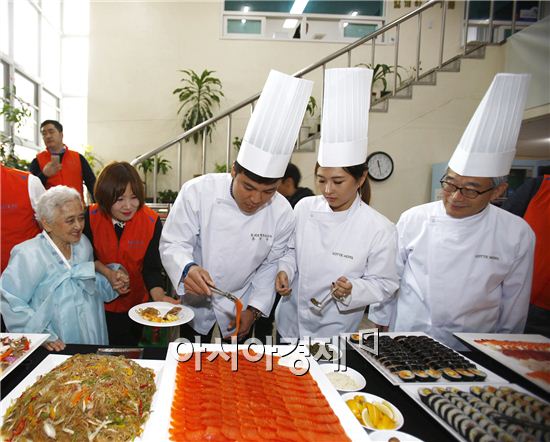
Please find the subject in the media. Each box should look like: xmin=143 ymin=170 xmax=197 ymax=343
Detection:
xmin=160 ymin=70 xmax=312 ymax=342
xmin=369 ymin=73 xmax=535 ymax=350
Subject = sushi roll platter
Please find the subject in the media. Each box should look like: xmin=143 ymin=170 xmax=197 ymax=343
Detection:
xmin=348 ymin=332 xmax=506 ymax=385
xmin=401 ymin=383 xmax=550 ymax=442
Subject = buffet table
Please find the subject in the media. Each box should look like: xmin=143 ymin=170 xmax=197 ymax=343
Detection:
xmin=2 ymin=341 xmax=547 ymax=442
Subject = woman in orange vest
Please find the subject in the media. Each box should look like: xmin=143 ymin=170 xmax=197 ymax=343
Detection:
xmin=1 ymin=165 xmax=45 ymax=272
xmin=83 ymin=161 xmax=178 ymax=345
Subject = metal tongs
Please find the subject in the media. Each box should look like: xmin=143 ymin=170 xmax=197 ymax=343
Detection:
xmin=207 ymin=283 xmax=238 ymax=302
xmin=310 ymin=286 xmax=339 ymax=312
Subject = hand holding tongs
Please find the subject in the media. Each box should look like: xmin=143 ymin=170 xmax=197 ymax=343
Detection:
xmin=207 ymin=283 xmax=238 ymax=302
xmin=310 ymin=285 xmax=339 ymax=311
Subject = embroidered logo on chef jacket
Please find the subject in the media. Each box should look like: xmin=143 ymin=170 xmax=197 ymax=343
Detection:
xmin=332 ymin=251 xmax=354 ymax=260
xmin=250 ymin=233 xmax=273 ymax=241
xmin=475 ymin=254 xmax=500 ymax=260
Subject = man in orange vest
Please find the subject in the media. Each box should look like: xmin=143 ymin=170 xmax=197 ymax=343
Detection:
xmin=29 ymin=120 xmax=96 ymax=200
xmin=0 ymin=164 xmax=45 ymax=273
xmin=502 ymin=175 xmax=550 ymax=338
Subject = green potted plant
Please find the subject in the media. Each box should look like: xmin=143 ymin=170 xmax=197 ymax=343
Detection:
xmin=357 ymin=63 xmax=404 ymax=98
xmin=303 ymin=96 xmax=319 ymax=136
xmin=136 ymin=156 xmax=172 ymax=200
xmin=0 ymin=86 xmax=31 ymax=170
xmin=173 ymin=69 xmax=224 ymax=144
xmin=158 ymin=189 xmax=178 ymax=204
xmin=214 ymin=136 xmax=242 ymax=172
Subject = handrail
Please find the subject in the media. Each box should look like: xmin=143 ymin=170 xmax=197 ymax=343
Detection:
xmin=130 ymin=0 xmax=443 ymax=170
xmin=133 ymin=0 xmax=532 ymax=204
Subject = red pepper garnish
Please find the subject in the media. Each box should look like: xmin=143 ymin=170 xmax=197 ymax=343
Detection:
xmin=13 ymin=419 xmax=26 ymax=436
xmin=0 ymin=348 xmax=13 ymax=361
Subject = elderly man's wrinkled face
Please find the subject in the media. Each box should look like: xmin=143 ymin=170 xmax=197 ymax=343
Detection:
xmin=441 ymin=169 xmax=506 ymax=219
xmin=44 ymin=199 xmax=85 ymax=245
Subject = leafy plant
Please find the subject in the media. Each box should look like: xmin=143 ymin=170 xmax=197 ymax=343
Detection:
xmin=84 ymin=145 xmax=104 ymax=175
xmin=158 ymin=189 xmax=178 ymax=203
xmin=306 ymin=96 xmax=317 ymax=117
xmin=233 ymin=136 xmax=242 ymax=151
xmin=357 ymin=63 xmax=404 ymax=96
xmin=0 ymin=86 xmax=31 ymax=170
xmin=136 ymin=156 xmax=172 ymax=196
xmin=173 ymin=69 xmax=224 ymax=144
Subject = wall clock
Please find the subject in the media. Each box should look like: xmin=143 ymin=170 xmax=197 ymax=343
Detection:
xmin=367 ymin=151 xmax=394 ymax=181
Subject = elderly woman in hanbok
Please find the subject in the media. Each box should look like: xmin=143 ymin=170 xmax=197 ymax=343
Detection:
xmin=0 ymin=186 xmax=118 ymax=351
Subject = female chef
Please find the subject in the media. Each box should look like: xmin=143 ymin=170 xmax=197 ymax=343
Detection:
xmin=275 ymin=68 xmax=399 ymax=340
xmin=84 ymin=161 xmax=178 ymax=345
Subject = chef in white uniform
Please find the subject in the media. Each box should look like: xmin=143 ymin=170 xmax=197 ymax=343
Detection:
xmin=369 ymin=73 xmax=535 ymax=350
xmin=275 ymin=68 xmax=399 ymax=340
xmin=160 ymin=70 xmax=312 ymax=341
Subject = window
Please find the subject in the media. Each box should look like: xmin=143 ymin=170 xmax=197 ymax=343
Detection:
xmin=342 ymin=22 xmax=379 ymax=39
xmin=226 ymin=17 xmax=264 ymax=36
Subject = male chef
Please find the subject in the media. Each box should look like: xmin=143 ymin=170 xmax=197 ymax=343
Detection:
xmin=369 ymin=73 xmax=535 ymax=350
xmin=160 ymin=70 xmax=312 ymax=342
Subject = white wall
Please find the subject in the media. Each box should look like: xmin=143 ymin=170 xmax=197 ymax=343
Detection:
xmin=88 ymin=1 xmax=546 ymax=222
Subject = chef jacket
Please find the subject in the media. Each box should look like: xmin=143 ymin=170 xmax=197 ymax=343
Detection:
xmin=0 ymin=233 xmax=118 ymax=345
xmin=275 ymin=194 xmax=399 ymax=339
xmin=160 ymin=173 xmax=294 ymax=337
xmin=369 ymin=201 xmax=535 ymax=350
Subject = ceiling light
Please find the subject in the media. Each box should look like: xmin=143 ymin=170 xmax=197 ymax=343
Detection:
xmin=290 ymin=0 xmax=308 ymax=14
xmin=343 ymin=22 xmax=349 ymax=28
xmin=243 ymin=6 xmax=250 ymax=13
xmin=241 ymin=18 xmax=246 ymax=24
xmin=283 ymin=18 xmax=299 ymax=29
xmin=351 ymin=11 xmax=358 ymax=16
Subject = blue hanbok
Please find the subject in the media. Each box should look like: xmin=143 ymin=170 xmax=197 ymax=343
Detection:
xmin=0 ymin=232 xmax=118 ymax=345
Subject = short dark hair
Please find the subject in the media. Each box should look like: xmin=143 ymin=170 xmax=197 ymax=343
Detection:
xmin=94 ymin=161 xmax=145 ymax=215
xmin=40 ymin=120 xmax=63 ymax=132
xmin=233 ymin=160 xmax=281 ymax=185
xmin=283 ymin=163 xmax=301 ymax=187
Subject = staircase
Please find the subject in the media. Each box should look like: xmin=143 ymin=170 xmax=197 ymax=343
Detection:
xmin=131 ymin=0 xmax=544 ymax=204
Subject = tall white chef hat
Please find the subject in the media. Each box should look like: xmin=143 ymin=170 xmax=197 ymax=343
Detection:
xmin=318 ymin=67 xmax=374 ymax=167
xmin=236 ymin=70 xmax=313 ymax=178
xmin=448 ymin=73 xmax=530 ymax=177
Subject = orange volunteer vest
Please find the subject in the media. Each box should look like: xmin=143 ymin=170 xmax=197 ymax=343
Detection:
xmin=1 ymin=166 xmax=42 ymax=272
xmin=524 ymin=175 xmax=550 ymax=310
xmin=36 ymin=147 xmax=83 ymax=198
xmin=88 ymin=204 xmax=158 ymax=313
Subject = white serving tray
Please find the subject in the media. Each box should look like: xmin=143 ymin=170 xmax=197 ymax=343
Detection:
xmin=348 ymin=332 xmax=507 ymax=386
xmin=0 ymin=333 xmax=50 ymax=381
xmin=400 ymin=382 xmax=549 ymax=442
xmin=141 ymin=342 xmax=370 ymax=442
xmin=0 ymin=354 xmax=164 ymax=441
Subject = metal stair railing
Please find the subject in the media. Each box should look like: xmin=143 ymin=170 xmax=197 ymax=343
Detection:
xmin=131 ymin=0 xmax=534 ymax=202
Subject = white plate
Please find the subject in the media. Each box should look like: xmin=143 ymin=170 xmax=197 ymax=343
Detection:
xmin=320 ymin=363 xmax=367 ymax=392
xmin=142 ymin=343 xmax=370 ymax=441
xmin=0 ymin=354 xmax=164 ymax=441
xmin=341 ymin=391 xmax=404 ymax=431
xmin=454 ymin=332 xmax=550 ymax=393
xmin=370 ymin=430 xmax=424 ymax=442
xmin=399 ymin=382 xmax=549 ymax=442
xmin=128 ymin=301 xmax=194 ymax=327
xmin=348 ymin=331 xmax=507 ymax=386
xmin=0 ymin=333 xmax=50 ymax=380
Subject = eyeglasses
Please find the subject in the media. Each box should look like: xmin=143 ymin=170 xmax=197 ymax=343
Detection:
xmin=439 ymin=180 xmax=494 ymax=199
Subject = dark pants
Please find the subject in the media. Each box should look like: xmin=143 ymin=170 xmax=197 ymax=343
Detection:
xmin=524 ymin=304 xmax=550 ymax=338
xmin=253 ymin=294 xmax=280 ymax=344
xmin=106 ymin=311 xmax=144 ymax=346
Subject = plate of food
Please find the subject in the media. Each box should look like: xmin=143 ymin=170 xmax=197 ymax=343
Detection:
xmin=320 ymin=363 xmax=366 ymax=392
xmin=0 ymin=333 xmax=50 ymax=380
xmin=128 ymin=301 xmax=194 ymax=327
xmin=454 ymin=332 xmax=550 ymax=393
xmin=342 ymin=391 xmax=404 ymax=431
xmin=347 ymin=332 xmax=506 ymax=385
xmin=0 ymin=353 xmax=163 ymax=441
xmin=400 ymin=383 xmax=550 ymax=442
